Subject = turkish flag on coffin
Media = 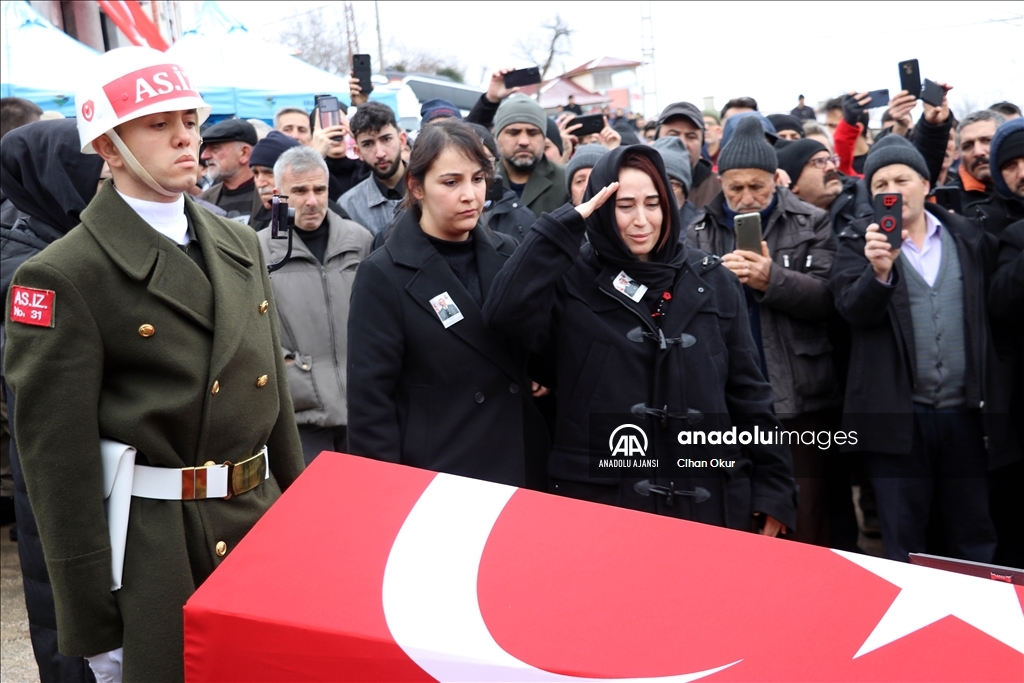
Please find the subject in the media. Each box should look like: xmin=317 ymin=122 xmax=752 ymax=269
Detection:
xmin=184 ymin=454 xmax=1024 ymax=682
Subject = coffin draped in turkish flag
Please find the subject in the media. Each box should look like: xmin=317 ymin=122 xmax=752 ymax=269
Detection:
xmin=184 ymin=453 xmax=1024 ymax=682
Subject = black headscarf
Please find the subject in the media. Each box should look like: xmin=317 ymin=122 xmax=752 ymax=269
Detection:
xmin=0 ymin=119 xmax=105 ymax=234
xmin=582 ymin=144 xmax=686 ymax=292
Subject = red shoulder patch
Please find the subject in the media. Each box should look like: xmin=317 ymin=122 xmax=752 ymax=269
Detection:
xmin=9 ymin=286 xmax=55 ymax=328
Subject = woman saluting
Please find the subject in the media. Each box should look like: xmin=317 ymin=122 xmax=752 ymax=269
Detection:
xmin=347 ymin=120 xmax=548 ymax=488
xmin=484 ymin=145 xmax=796 ymax=534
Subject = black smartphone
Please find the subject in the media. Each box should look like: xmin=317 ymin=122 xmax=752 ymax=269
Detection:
xmin=874 ymin=193 xmax=903 ymax=250
xmin=487 ymin=174 xmax=505 ymax=203
xmin=503 ymin=66 xmax=542 ymax=89
xmin=898 ymin=59 xmax=921 ymax=98
xmin=921 ymin=78 xmax=944 ymax=107
xmin=864 ymin=89 xmax=890 ymax=109
xmin=571 ymin=114 xmax=605 ymax=137
xmin=270 ymin=195 xmax=293 ymax=240
xmin=932 ymin=186 xmax=962 ymax=215
xmin=353 ymin=53 xmax=373 ymax=97
xmin=734 ymin=212 xmax=763 ymax=253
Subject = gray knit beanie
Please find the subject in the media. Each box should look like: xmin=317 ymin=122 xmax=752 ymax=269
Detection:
xmin=565 ymin=144 xmax=608 ymax=195
xmin=718 ymin=115 xmax=778 ymax=174
xmin=863 ymin=134 xmax=930 ymax=189
xmin=494 ymin=95 xmax=547 ymax=136
xmin=652 ymin=136 xmax=692 ymax=196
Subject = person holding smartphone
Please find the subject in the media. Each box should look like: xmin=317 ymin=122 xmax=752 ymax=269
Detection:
xmin=830 ymin=134 xmax=1013 ymax=564
xmin=483 ymin=144 xmax=796 ymax=535
xmin=347 ymin=119 xmax=549 ymax=489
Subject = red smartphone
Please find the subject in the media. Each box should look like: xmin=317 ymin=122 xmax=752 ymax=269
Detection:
xmin=874 ymin=193 xmax=903 ymax=250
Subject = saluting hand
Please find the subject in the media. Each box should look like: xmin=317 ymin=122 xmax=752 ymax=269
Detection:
xmin=574 ymin=181 xmax=619 ymax=219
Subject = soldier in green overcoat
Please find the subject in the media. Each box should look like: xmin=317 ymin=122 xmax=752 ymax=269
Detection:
xmin=3 ymin=47 xmax=304 ymax=682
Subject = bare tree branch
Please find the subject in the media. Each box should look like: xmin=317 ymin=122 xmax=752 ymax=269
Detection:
xmin=385 ymin=43 xmax=465 ymax=83
xmin=514 ymin=15 xmax=573 ymax=81
xmin=279 ymin=7 xmax=367 ymax=76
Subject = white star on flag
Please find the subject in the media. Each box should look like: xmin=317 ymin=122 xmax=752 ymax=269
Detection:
xmin=834 ymin=550 xmax=1024 ymax=658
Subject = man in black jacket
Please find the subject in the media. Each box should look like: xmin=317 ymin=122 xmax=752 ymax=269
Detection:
xmin=777 ymin=138 xmax=873 ymax=236
xmin=655 ymin=101 xmax=721 ymax=209
xmin=829 ymin=134 xmax=1014 ymax=563
xmin=968 ymin=118 xmax=1024 ymax=235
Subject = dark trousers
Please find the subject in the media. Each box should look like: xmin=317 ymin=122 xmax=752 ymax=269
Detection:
xmin=297 ymin=424 xmax=348 ymax=466
xmin=864 ymin=404 xmax=996 ymax=563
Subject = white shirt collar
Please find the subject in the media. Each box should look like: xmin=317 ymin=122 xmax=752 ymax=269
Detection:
xmin=115 ymin=188 xmax=189 ymax=246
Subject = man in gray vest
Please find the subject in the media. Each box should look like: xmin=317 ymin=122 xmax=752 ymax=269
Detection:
xmin=830 ymin=135 xmax=1016 ymax=563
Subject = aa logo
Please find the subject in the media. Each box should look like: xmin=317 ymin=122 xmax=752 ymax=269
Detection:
xmin=609 ymin=424 xmax=648 ymax=457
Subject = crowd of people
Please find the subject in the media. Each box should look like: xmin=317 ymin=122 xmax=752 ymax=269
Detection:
xmin=0 ymin=44 xmax=1022 ymax=682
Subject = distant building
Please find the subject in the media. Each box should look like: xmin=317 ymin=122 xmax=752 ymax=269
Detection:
xmin=519 ymin=56 xmax=643 ymax=116
xmin=28 ymin=0 xmax=182 ymax=52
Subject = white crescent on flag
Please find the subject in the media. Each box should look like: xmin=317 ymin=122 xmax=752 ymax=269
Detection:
xmin=382 ymin=473 xmax=742 ymax=682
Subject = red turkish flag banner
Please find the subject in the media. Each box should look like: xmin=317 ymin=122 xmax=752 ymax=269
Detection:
xmin=184 ymin=454 xmax=1024 ymax=682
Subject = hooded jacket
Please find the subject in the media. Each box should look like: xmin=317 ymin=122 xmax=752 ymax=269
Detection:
xmin=968 ymin=118 xmax=1024 ymax=236
xmin=484 ymin=145 xmax=796 ymax=532
xmin=0 ymin=119 xmax=104 ymax=683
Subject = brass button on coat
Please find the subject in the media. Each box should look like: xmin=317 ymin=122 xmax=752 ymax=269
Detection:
xmin=203 ymin=461 xmax=215 ymax=467
xmin=259 ymin=300 xmax=269 ymax=314
xmin=138 ymin=324 xmax=155 ymax=337
xmin=211 ymin=380 xmax=220 ymax=395
xmin=215 ymin=541 xmax=227 ymax=557
xmin=256 ymin=374 xmax=268 ymax=387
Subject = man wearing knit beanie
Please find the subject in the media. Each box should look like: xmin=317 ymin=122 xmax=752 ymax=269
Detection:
xmin=688 ymin=112 xmax=846 ymax=548
xmin=652 ymin=136 xmax=699 ymax=228
xmin=969 ymin=117 xmax=1024 ymax=235
xmin=767 ymin=114 xmax=806 ymax=141
xmin=565 ymin=143 xmax=607 ymax=206
xmin=777 ymin=138 xmax=842 ymax=210
xmin=830 ymin=111 xmax=1008 ymax=565
xmin=493 ymin=95 xmax=567 ymax=216
xmin=250 ymin=130 xmax=301 ymax=229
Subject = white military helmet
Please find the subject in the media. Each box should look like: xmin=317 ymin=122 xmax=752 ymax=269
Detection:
xmin=76 ymin=46 xmax=210 ymax=153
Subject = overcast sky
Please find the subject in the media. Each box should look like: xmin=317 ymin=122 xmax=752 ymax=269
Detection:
xmin=193 ymin=1 xmax=1022 ymax=119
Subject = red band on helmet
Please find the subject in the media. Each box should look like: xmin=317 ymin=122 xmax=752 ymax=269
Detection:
xmin=102 ymin=64 xmax=200 ymax=118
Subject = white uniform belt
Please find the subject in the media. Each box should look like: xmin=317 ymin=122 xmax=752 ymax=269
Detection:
xmin=131 ymin=446 xmax=269 ymax=500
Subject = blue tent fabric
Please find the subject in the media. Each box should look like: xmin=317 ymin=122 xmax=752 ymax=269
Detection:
xmin=0 ymin=1 xmax=100 ymax=117
xmin=166 ymin=0 xmax=356 ymax=119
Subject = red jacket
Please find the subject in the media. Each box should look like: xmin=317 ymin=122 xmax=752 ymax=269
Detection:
xmin=833 ymin=119 xmax=863 ymax=178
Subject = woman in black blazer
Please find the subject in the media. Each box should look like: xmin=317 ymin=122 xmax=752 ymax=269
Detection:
xmin=347 ymin=120 xmax=548 ymax=488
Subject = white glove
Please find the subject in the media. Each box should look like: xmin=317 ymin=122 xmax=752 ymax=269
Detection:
xmin=86 ymin=647 xmax=123 ymax=683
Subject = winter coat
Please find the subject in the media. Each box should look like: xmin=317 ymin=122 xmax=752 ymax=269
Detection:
xmin=688 ymin=157 xmax=721 ymax=210
xmin=829 ymin=204 xmax=1018 ymax=465
xmin=339 ymin=175 xmax=402 ymax=236
xmin=257 ymin=211 xmax=372 ymax=427
xmin=484 ymin=146 xmax=796 ymax=532
xmin=989 ymin=220 xmax=1024 ymax=416
xmin=347 ymin=209 xmax=549 ymax=489
xmin=500 ymin=155 xmax=569 ymax=218
xmin=198 ymin=181 xmax=262 ymax=226
xmin=829 ymin=174 xmax=874 ymax=236
xmin=485 ymin=187 xmax=536 ymax=243
xmin=4 ymin=182 xmax=305 ymax=682
xmin=686 ymin=189 xmax=841 ymax=416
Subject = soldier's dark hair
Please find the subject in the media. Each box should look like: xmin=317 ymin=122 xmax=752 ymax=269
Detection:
xmin=404 ymin=119 xmax=494 ymax=212
xmin=349 ymin=101 xmax=399 ymax=140
xmin=1 ymin=97 xmax=43 ymax=139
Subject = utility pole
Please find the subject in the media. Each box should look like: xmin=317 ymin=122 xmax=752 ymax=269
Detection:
xmin=344 ymin=2 xmax=359 ymax=68
xmin=640 ymin=1 xmax=657 ymax=118
xmin=375 ymin=1 xmax=386 ymax=75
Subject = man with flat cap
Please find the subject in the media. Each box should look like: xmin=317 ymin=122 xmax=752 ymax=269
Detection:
xmin=199 ymin=118 xmax=260 ymax=223
xmin=656 ymin=101 xmax=720 ymax=209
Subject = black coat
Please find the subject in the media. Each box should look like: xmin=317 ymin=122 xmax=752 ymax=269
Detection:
xmin=829 ymin=204 xmax=1019 ymax=465
xmin=484 ymin=204 xmax=797 ymax=531
xmin=347 ymin=210 xmax=549 ymax=488
xmin=989 ymin=220 xmax=1024 ymax=412
xmin=485 ymin=188 xmax=536 ymax=244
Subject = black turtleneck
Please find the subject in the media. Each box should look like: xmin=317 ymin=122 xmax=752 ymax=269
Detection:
xmin=296 ymin=216 xmax=330 ymax=265
xmin=426 ymin=232 xmax=482 ymax=307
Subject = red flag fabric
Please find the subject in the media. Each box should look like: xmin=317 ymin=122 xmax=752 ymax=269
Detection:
xmin=184 ymin=453 xmax=1024 ymax=682
xmin=97 ymin=0 xmax=168 ymax=51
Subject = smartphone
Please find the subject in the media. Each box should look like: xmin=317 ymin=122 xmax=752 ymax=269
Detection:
xmin=315 ymin=94 xmax=343 ymax=141
xmin=270 ymin=195 xmax=293 ymax=240
xmin=864 ymin=89 xmax=890 ymax=109
xmin=921 ymin=78 xmax=944 ymax=107
xmin=571 ymin=114 xmax=605 ymax=137
xmin=487 ymin=174 xmax=505 ymax=203
xmin=932 ymin=186 xmax=962 ymax=215
xmin=353 ymin=53 xmax=374 ymax=97
xmin=503 ymin=66 xmax=542 ymax=89
xmin=898 ymin=59 xmax=921 ymax=98
xmin=734 ymin=213 xmax=763 ymax=253
xmin=873 ymin=193 xmax=903 ymax=250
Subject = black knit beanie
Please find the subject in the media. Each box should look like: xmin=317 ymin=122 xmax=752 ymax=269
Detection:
xmin=249 ymin=130 xmax=300 ymax=169
xmin=863 ymin=134 xmax=929 ymax=189
xmin=775 ymin=138 xmax=827 ymax=188
xmin=718 ymin=115 xmax=778 ymax=174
